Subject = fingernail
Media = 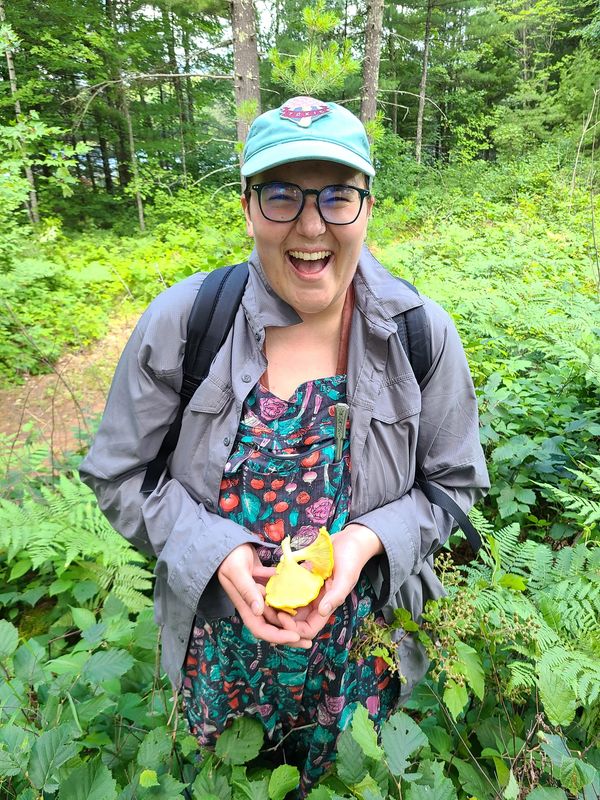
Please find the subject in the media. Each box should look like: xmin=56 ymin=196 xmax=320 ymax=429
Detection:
xmin=321 ymin=601 xmax=332 ymax=616
xmin=251 ymin=601 xmax=260 ymax=615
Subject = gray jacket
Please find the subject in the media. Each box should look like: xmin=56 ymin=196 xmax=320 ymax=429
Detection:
xmin=80 ymin=246 xmax=489 ymax=692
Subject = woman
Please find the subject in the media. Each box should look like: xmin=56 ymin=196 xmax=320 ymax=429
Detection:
xmin=80 ymin=96 xmax=489 ymax=793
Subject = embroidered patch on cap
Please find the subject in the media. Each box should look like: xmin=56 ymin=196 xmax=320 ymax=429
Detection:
xmin=280 ymin=96 xmax=331 ymax=128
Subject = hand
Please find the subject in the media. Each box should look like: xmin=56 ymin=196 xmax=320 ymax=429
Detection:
xmin=217 ymin=543 xmax=312 ymax=648
xmin=276 ymin=523 xmax=383 ymax=641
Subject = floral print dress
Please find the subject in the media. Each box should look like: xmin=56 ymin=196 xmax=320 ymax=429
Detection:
xmin=181 ymin=375 xmax=400 ymax=795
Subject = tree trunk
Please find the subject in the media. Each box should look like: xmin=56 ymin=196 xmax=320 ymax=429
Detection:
xmin=182 ymin=25 xmax=195 ymax=125
xmin=0 ymin=0 xmax=40 ymax=224
xmin=415 ymin=0 xmax=434 ymax=164
xmin=122 ymin=91 xmax=145 ymax=232
xmin=231 ymin=0 xmax=261 ymax=146
xmin=94 ymin=109 xmax=114 ymax=192
xmin=360 ymin=0 xmax=384 ymax=125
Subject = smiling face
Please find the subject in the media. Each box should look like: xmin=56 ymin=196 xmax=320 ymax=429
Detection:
xmin=241 ymin=160 xmax=374 ymax=322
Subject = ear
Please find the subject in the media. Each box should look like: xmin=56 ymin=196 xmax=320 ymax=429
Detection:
xmin=366 ymin=195 xmax=375 ymax=219
xmin=241 ymin=194 xmax=254 ymax=238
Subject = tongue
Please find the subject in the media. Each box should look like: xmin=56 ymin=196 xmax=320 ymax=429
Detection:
xmin=289 ymin=255 xmax=328 ymax=273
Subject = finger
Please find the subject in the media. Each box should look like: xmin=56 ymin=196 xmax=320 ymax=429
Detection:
xmin=221 ymin=575 xmax=301 ymax=645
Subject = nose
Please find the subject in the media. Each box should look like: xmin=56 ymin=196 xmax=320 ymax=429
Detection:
xmin=295 ymin=195 xmax=327 ymax=237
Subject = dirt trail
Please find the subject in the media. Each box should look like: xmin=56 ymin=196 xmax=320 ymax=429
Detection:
xmin=0 ymin=314 xmax=138 ymax=456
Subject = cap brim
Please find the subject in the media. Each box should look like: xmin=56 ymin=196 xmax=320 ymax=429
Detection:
xmin=241 ymin=139 xmax=375 ymax=178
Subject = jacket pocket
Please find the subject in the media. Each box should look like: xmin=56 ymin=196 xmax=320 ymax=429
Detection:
xmin=362 ymin=377 xmax=421 ymax=505
xmin=172 ymin=378 xmax=233 ymax=481
xmin=187 ymin=378 xmax=231 ymax=414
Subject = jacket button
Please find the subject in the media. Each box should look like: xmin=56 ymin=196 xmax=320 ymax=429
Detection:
xmin=223 ymin=436 xmax=230 ymax=446
xmin=242 ymin=374 xmax=252 ymax=383
xmin=204 ymin=498 xmax=213 ymax=509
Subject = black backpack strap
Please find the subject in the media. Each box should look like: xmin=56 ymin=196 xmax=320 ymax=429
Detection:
xmin=416 ymin=468 xmax=482 ymax=554
xmin=394 ymin=277 xmax=481 ymax=555
xmin=393 ymin=277 xmax=432 ymax=386
xmin=141 ymin=263 xmax=249 ymax=495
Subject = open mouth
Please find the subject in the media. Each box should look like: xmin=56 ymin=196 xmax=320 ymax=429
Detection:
xmin=287 ymin=249 xmax=333 ymax=276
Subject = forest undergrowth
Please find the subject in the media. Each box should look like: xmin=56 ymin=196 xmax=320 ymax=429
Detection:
xmin=0 ymin=152 xmax=599 ymax=799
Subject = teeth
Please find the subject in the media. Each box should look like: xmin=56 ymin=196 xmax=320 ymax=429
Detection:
xmin=288 ymin=250 xmax=332 ymax=261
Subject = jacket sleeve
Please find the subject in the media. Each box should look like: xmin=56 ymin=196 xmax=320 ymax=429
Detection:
xmin=353 ymin=305 xmax=490 ymax=607
xmin=79 ymin=285 xmax=261 ymax=615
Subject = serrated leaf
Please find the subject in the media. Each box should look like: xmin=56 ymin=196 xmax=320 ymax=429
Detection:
xmin=443 ymin=679 xmax=468 ymax=720
xmin=268 ymin=764 xmax=300 ymax=800
xmin=503 ymin=769 xmax=519 ymax=799
xmin=71 ymin=607 xmax=97 ymax=631
xmin=0 ymin=724 xmax=33 ymax=776
xmin=336 ymin=728 xmax=367 ymax=784
xmin=139 ymin=772 xmax=186 ymax=798
xmin=525 ymin=788 xmax=567 ymax=799
xmin=29 ymin=725 xmax=80 ymax=791
xmin=425 ymin=726 xmax=453 ymax=757
xmin=139 ymin=769 xmax=160 ymax=788
xmin=192 ymin=757 xmax=232 ymax=800
xmin=82 ymin=648 xmax=134 ymax=684
xmin=13 ymin=639 xmax=48 ymax=686
xmin=48 ymin=651 xmax=88 ymax=676
xmin=455 ymin=642 xmax=484 ymax=700
xmin=406 ymin=773 xmax=457 ymax=800
xmin=0 ymin=619 xmax=19 ymax=659
xmin=137 ymin=727 xmax=172 ymax=769
xmin=215 ymin=717 xmax=263 ymax=765
xmin=454 ymin=758 xmax=496 ymax=800
xmin=57 ymin=759 xmax=117 ymax=800
xmin=538 ymin=672 xmax=577 ymax=727
xmin=380 ymin=711 xmax=427 ymax=777
xmin=351 ymin=704 xmax=383 ymax=761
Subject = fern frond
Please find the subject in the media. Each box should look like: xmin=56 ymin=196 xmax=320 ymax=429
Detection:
xmin=0 ymin=475 xmax=153 ymax=612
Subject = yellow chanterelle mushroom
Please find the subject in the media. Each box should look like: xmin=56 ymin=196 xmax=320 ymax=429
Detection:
xmin=265 ymin=527 xmax=334 ymax=615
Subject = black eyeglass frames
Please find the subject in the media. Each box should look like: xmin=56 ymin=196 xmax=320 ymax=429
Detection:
xmin=251 ymin=181 xmax=371 ymax=225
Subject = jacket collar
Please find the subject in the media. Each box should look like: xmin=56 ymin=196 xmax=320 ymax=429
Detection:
xmin=241 ymin=244 xmax=424 ymax=337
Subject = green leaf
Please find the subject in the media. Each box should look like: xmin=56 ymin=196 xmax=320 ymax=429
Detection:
xmin=425 ymin=726 xmax=453 ymax=757
xmin=192 ymin=756 xmax=232 ymax=800
xmin=538 ymin=672 xmax=577 ymax=727
xmin=9 ymin=558 xmax=31 ymax=581
xmin=57 ymin=759 xmax=117 ymax=800
xmin=268 ymin=765 xmax=300 ymax=800
xmin=443 ymin=679 xmax=468 ymax=720
xmin=71 ymin=607 xmax=97 ymax=631
xmin=455 ymin=642 xmax=485 ymax=700
xmin=139 ymin=769 xmax=160 ymax=788
xmin=380 ymin=710 xmax=427 ymax=777
xmin=454 ymin=758 xmax=496 ymax=800
xmin=336 ymin=728 xmax=367 ymax=785
xmin=350 ymin=704 xmax=383 ymax=761
xmin=29 ymin=725 xmax=80 ymax=792
xmin=13 ymin=639 xmax=47 ymax=685
xmin=82 ymin=648 xmax=134 ymax=684
xmin=0 ymin=725 xmax=33 ymax=777
xmin=525 ymin=788 xmax=567 ymax=799
xmin=138 ymin=772 xmax=187 ymax=798
xmin=0 ymin=619 xmax=19 ymax=659
xmin=498 ymin=573 xmax=527 ymax=591
xmin=305 ymin=787 xmax=333 ymax=799
xmin=137 ymin=727 xmax=172 ymax=769
xmin=406 ymin=774 xmax=457 ymax=800
xmin=503 ymin=769 xmax=520 ymax=799
xmin=48 ymin=651 xmax=88 ymax=676
xmin=215 ymin=717 xmax=263 ymax=765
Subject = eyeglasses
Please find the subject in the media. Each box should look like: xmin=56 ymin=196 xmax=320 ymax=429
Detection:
xmin=251 ymin=181 xmax=371 ymax=225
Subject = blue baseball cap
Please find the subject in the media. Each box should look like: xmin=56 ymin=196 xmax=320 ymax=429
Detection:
xmin=241 ymin=96 xmax=375 ymax=180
